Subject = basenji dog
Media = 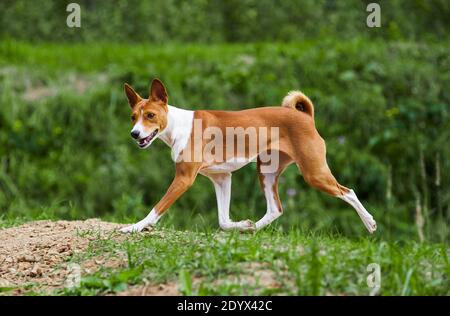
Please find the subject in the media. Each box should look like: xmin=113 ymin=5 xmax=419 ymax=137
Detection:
xmin=120 ymin=79 xmax=377 ymax=234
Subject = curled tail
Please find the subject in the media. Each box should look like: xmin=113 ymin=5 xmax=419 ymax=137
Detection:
xmin=281 ymin=91 xmax=314 ymax=118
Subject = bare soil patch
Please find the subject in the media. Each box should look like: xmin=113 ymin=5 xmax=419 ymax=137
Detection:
xmin=0 ymin=220 xmax=292 ymax=296
xmin=0 ymin=219 xmax=124 ymax=294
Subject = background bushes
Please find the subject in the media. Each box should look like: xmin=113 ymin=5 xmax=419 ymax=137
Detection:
xmin=0 ymin=39 xmax=448 ymax=241
xmin=0 ymin=1 xmax=448 ymax=242
xmin=0 ymin=0 xmax=449 ymax=43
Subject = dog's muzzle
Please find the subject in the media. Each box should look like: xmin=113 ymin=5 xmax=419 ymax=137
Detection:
xmin=137 ymin=129 xmax=159 ymax=148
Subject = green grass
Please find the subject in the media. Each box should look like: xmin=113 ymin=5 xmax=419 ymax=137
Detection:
xmin=51 ymin=226 xmax=448 ymax=296
xmin=0 ymin=38 xmax=448 ymax=295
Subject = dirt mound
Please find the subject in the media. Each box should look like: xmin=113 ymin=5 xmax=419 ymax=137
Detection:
xmin=0 ymin=220 xmax=287 ymax=296
xmin=0 ymin=219 xmax=123 ymax=294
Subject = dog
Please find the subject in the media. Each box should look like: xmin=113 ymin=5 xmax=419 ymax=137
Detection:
xmin=120 ymin=78 xmax=377 ymax=234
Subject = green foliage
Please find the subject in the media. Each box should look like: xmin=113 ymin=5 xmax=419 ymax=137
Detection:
xmin=0 ymin=38 xmax=448 ymax=241
xmin=0 ymin=0 xmax=449 ymax=43
xmin=0 ymin=1 xmax=447 ymax=298
xmin=179 ymin=269 xmax=193 ymax=295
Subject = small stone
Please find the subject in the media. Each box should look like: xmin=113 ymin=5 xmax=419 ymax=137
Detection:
xmin=29 ymin=265 xmax=42 ymax=277
xmin=18 ymin=254 xmax=36 ymax=262
xmin=18 ymin=262 xmax=31 ymax=270
xmin=0 ymin=279 xmax=12 ymax=287
xmin=47 ymin=249 xmax=59 ymax=256
xmin=57 ymin=245 xmax=70 ymax=253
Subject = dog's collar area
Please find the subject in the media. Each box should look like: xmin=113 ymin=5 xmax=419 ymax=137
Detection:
xmin=158 ymin=105 xmax=195 ymax=161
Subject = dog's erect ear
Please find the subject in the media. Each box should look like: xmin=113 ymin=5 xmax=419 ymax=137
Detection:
xmin=124 ymin=83 xmax=142 ymax=108
xmin=149 ymin=78 xmax=168 ymax=103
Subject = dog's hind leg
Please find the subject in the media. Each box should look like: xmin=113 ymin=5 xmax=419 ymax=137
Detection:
xmin=337 ymin=189 xmax=377 ymax=233
xmin=207 ymin=172 xmax=256 ymax=232
xmin=295 ymin=135 xmax=377 ymax=233
xmin=255 ymin=151 xmax=293 ymax=230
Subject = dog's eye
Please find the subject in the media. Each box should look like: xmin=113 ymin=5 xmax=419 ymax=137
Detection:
xmin=131 ymin=114 xmax=136 ymax=121
xmin=146 ymin=113 xmax=155 ymax=119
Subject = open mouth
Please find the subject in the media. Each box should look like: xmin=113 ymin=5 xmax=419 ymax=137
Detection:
xmin=137 ymin=129 xmax=158 ymax=148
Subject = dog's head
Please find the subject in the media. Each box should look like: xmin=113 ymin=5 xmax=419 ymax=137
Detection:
xmin=124 ymin=79 xmax=169 ymax=149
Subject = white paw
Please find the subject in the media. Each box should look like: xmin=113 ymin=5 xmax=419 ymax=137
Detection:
xmin=364 ymin=217 xmax=377 ymax=234
xmin=120 ymin=222 xmax=147 ymax=233
xmin=236 ymin=219 xmax=256 ymax=232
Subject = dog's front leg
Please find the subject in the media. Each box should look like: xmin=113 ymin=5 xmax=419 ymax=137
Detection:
xmin=120 ymin=163 xmax=200 ymax=233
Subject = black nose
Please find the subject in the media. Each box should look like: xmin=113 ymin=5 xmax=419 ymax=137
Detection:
xmin=131 ymin=130 xmax=140 ymax=139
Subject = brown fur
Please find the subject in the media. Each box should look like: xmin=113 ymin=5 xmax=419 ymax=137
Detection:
xmin=125 ymin=79 xmax=350 ymax=216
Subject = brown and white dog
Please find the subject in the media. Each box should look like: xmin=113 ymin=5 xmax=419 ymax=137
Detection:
xmin=120 ymin=79 xmax=377 ymax=234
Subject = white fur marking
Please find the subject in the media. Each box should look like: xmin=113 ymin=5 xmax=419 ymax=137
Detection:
xmin=256 ymin=173 xmax=282 ymax=230
xmin=281 ymin=90 xmax=307 ymax=108
xmin=339 ymin=190 xmax=377 ymax=233
xmin=131 ymin=117 xmax=146 ymax=138
xmin=120 ymin=208 xmax=161 ymax=233
xmin=159 ymin=105 xmax=194 ymax=161
xmin=207 ymin=172 xmax=255 ymax=231
xmin=210 ymin=173 xmax=232 ymax=229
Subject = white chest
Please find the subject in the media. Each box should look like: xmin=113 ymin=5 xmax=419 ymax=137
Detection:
xmin=159 ymin=105 xmax=194 ymax=162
